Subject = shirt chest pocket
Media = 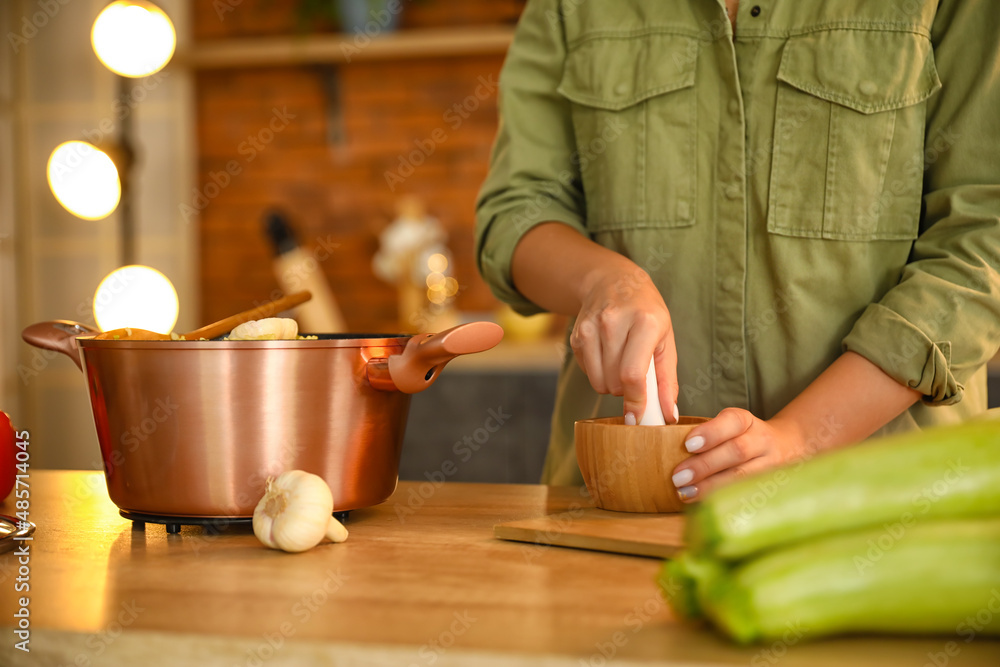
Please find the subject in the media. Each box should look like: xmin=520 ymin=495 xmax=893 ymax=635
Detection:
xmin=557 ymin=34 xmax=699 ymax=231
xmin=767 ymin=30 xmax=942 ymax=242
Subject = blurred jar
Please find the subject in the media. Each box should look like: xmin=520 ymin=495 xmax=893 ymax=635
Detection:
xmin=373 ymin=197 xmax=459 ymax=332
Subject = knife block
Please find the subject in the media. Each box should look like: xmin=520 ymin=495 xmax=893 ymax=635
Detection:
xmin=575 ymin=415 xmax=709 ymax=513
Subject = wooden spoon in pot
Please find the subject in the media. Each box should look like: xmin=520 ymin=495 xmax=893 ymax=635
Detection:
xmin=93 ymin=291 xmax=312 ymax=341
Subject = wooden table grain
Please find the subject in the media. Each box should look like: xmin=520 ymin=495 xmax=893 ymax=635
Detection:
xmin=0 ymin=471 xmax=997 ymax=666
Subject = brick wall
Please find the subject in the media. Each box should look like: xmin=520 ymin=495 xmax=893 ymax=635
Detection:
xmin=193 ymin=0 xmax=526 ymax=332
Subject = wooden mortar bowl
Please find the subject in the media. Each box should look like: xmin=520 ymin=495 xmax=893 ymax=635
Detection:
xmin=575 ymin=415 xmax=709 ymax=513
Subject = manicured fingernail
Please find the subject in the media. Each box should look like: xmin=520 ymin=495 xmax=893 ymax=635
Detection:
xmin=685 ymin=435 xmax=705 ymax=453
xmin=678 ymin=486 xmax=698 ymax=501
xmin=624 ymin=412 xmax=637 ymax=426
xmin=672 ymin=404 xmax=680 ymax=422
xmin=672 ymin=469 xmax=694 ymax=487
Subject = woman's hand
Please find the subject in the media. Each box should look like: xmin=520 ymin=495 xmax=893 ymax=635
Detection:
xmin=670 ymin=352 xmax=922 ymax=502
xmin=509 ymin=222 xmax=682 ymax=422
xmin=670 ymin=408 xmax=812 ymax=502
xmin=571 ymin=264 xmax=679 ymax=424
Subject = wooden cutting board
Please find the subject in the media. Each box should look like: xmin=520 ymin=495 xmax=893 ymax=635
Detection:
xmin=493 ymin=506 xmax=686 ymax=559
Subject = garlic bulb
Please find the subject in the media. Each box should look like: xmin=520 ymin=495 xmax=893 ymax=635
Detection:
xmin=228 ymin=317 xmax=298 ymax=341
xmin=252 ymin=470 xmax=349 ymax=553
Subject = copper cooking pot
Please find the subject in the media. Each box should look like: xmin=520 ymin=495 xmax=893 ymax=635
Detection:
xmin=22 ymin=320 xmax=503 ymax=518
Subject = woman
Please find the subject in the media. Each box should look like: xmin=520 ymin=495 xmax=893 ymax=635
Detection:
xmin=475 ymin=0 xmax=1000 ymax=501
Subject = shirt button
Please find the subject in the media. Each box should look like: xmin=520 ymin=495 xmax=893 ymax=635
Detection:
xmin=750 ymin=5 xmax=762 ymax=17
xmin=723 ymin=365 xmax=741 ymax=381
xmin=614 ymin=82 xmax=629 ymax=96
xmin=728 ymin=99 xmax=741 ymax=116
xmin=859 ymin=80 xmax=879 ymax=96
xmin=722 ymin=275 xmax=741 ymax=292
xmin=723 ymin=184 xmax=741 ymax=199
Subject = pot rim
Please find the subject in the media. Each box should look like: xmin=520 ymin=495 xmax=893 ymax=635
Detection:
xmin=76 ymin=333 xmax=412 ymax=350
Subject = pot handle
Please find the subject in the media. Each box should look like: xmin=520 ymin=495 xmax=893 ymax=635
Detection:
xmin=21 ymin=320 xmax=99 ymax=371
xmin=367 ymin=322 xmax=504 ymax=394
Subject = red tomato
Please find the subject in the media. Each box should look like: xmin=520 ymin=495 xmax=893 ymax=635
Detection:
xmin=0 ymin=412 xmax=14 ymax=501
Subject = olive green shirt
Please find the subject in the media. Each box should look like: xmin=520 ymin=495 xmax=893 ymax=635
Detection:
xmin=475 ymin=0 xmax=1000 ymax=485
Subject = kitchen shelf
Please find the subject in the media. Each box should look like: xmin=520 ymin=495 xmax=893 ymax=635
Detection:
xmin=175 ymin=25 xmax=516 ymax=69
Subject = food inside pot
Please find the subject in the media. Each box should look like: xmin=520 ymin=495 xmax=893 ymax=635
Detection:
xmin=226 ymin=317 xmax=299 ymax=340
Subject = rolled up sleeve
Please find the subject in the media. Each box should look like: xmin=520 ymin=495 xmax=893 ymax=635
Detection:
xmin=475 ymin=0 xmax=587 ymax=316
xmin=843 ymin=1 xmax=1000 ymax=405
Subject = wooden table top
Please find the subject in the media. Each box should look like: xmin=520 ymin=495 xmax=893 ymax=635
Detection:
xmin=1 ymin=471 xmax=997 ymax=666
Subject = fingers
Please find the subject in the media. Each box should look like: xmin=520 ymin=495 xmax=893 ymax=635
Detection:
xmin=654 ymin=325 xmax=679 ymax=424
xmin=570 ymin=316 xmax=628 ymax=396
xmin=619 ymin=324 xmax=662 ymax=420
xmin=675 ymin=457 xmax=774 ymax=503
xmin=569 ymin=267 xmax=674 ymax=413
xmin=675 ymin=432 xmax=761 ymax=486
xmin=571 ymin=319 xmax=607 ymax=393
xmin=681 ymin=407 xmax=754 ymax=455
xmin=574 ymin=307 xmax=668 ymax=415
xmin=671 ymin=408 xmax=760 ymax=503
xmin=599 ymin=313 xmax=631 ymax=398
